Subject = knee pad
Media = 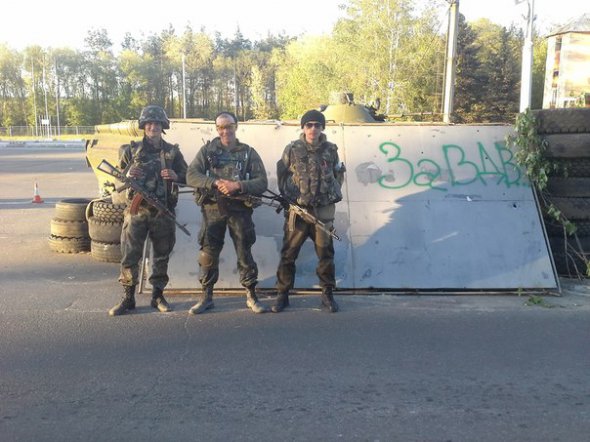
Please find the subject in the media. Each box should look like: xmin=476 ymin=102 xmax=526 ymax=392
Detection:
xmin=198 ymin=251 xmax=218 ymax=268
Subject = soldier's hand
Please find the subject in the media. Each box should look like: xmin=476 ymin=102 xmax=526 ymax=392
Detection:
xmin=216 ymin=179 xmax=241 ymax=196
xmin=161 ymin=168 xmax=178 ymax=181
xmin=127 ymin=166 xmax=145 ymax=179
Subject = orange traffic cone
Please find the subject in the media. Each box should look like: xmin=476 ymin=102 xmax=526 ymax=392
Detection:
xmin=32 ymin=181 xmax=44 ymax=203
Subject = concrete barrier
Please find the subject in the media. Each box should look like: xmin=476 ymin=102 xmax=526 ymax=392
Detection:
xmin=86 ymin=120 xmax=558 ymax=293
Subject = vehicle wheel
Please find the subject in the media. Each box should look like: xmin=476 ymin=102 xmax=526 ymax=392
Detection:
xmin=88 ymin=216 xmax=123 ymax=243
xmin=48 ymin=235 xmax=91 ymax=253
xmin=54 ymin=198 xmax=92 ymax=222
xmin=50 ymin=218 xmax=89 ymax=238
xmin=91 ymin=240 xmax=122 ymax=263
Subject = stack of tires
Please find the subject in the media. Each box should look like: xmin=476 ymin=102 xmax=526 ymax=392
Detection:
xmin=48 ymin=199 xmax=92 ymax=253
xmin=87 ymin=198 xmax=126 ymax=263
xmin=534 ymin=108 xmax=590 ymax=278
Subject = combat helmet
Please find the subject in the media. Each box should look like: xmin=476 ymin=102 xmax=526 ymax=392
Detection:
xmin=138 ymin=105 xmax=170 ymax=129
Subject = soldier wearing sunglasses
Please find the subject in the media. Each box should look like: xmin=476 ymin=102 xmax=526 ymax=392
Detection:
xmin=186 ymin=111 xmax=269 ymax=314
xmin=273 ymin=110 xmax=345 ymax=313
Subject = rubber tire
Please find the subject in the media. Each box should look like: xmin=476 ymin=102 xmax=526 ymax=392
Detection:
xmin=92 ymin=200 xmax=126 ymax=223
xmin=88 ymin=216 xmax=123 ymax=243
xmin=50 ymin=218 xmax=89 ymax=238
xmin=548 ymin=235 xmax=590 ymax=278
xmin=545 ymin=220 xmax=590 ymax=237
xmin=548 ymin=158 xmax=590 ymax=178
xmin=91 ymin=240 xmax=122 ymax=263
xmin=48 ymin=235 xmax=91 ymax=253
xmin=543 ymin=133 xmax=590 ymax=158
xmin=533 ymin=108 xmax=590 ymax=134
xmin=54 ymin=199 xmax=92 ymax=222
xmin=548 ymin=197 xmax=590 ymax=221
xmin=547 ymin=177 xmax=590 ymax=198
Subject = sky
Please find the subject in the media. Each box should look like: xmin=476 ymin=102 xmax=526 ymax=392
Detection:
xmin=1 ymin=0 xmax=587 ymax=51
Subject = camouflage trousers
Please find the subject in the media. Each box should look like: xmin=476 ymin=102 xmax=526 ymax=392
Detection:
xmin=198 ymin=204 xmax=258 ymax=288
xmin=119 ymin=206 xmax=176 ymax=290
xmin=276 ymin=204 xmax=336 ymax=293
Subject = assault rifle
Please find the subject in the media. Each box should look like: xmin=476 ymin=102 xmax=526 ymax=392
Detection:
xmin=97 ymin=159 xmax=191 ymax=236
xmin=225 ymin=189 xmax=341 ymax=241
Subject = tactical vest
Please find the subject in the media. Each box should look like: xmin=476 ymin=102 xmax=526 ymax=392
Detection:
xmin=284 ymin=139 xmax=343 ymax=207
xmin=125 ymin=139 xmax=181 ymax=207
xmin=197 ymin=140 xmax=253 ymax=209
xmin=205 ymin=141 xmax=252 ymax=182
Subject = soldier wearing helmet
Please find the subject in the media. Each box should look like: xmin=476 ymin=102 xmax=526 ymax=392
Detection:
xmin=109 ymin=105 xmax=188 ymax=316
xmin=138 ymin=105 xmax=171 ymax=130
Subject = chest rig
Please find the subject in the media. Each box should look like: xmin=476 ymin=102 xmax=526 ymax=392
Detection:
xmin=127 ymin=139 xmax=179 ymax=208
xmin=286 ymin=140 xmax=342 ymax=207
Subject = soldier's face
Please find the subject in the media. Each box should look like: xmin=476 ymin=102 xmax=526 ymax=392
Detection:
xmin=216 ymin=116 xmax=237 ymax=147
xmin=303 ymin=121 xmax=323 ymax=144
xmin=144 ymin=121 xmax=163 ymax=142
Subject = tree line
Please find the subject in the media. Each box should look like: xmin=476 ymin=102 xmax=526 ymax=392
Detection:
xmin=0 ymin=0 xmax=548 ymax=128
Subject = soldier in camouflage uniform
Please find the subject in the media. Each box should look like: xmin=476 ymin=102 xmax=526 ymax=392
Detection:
xmin=273 ymin=109 xmax=345 ymax=313
xmin=109 ymin=105 xmax=188 ymax=316
xmin=187 ymin=111 xmax=269 ymax=314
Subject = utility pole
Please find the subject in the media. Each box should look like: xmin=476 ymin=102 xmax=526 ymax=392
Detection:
xmin=442 ymin=0 xmax=459 ymax=124
xmin=182 ymin=54 xmax=187 ymax=119
xmin=42 ymin=60 xmax=50 ymax=138
xmin=55 ymin=59 xmax=61 ymax=136
xmin=31 ymin=59 xmax=38 ymax=137
xmin=516 ymin=0 xmax=535 ymax=112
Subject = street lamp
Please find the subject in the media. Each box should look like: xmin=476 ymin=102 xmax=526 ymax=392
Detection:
xmin=30 ymin=58 xmax=39 ymax=137
xmin=442 ymin=0 xmax=460 ymax=124
xmin=182 ymin=54 xmax=187 ymax=119
xmin=515 ymin=0 xmax=535 ymax=112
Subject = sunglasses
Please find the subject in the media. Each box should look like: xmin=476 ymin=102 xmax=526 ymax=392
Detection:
xmin=304 ymin=122 xmax=322 ymax=129
xmin=216 ymin=124 xmax=236 ymax=130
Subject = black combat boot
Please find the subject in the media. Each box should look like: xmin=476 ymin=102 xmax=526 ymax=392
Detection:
xmin=108 ymin=285 xmax=136 ymax=316
xmin=245 ymin=285 xmax=268 ymax=314
xmin=271 ymin=292 xmax=290 ymax=313
xmin=320 ymin=287 xmax=339 ymax=313
xmin=151 ymin=287 xmax=172 ymax=312
xmin=188 ymin=286 xmax=214 ymax=315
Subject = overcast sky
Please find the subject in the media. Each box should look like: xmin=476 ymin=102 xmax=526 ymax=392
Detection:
xmin=1 ymin=0 xmax=586 ymax=51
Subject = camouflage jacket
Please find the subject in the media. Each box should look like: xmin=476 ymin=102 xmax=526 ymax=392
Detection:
xmin=277 ymin=133 xmax=344 ymax=207
xmin=186 ymin=137 xmax=268 ymax=208
xmin=119 ymin=136 xmax=187 ymax=208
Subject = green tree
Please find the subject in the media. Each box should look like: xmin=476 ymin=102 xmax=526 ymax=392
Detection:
xmin=531 ymin=34 xmax=547 ymax=109
xmin=0 ymin=44 xmax=26 ymax=126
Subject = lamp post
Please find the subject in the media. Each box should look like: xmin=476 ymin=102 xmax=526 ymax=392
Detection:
xmin=182 ymin=54 xmax=187 ymax=119
xmin=30 ymin=59 xmax=39 ymax=137
xmin=55 ymin=59 xmax=61 ymax=136
xmin=516 ymin=0 xmax=535 ymax=112
xmin=442 ymin=0 xmax=459 ymax=124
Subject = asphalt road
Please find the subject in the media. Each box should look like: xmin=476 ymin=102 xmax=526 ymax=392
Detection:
xmin=1 ymin=144 xmax=589 ymax=441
